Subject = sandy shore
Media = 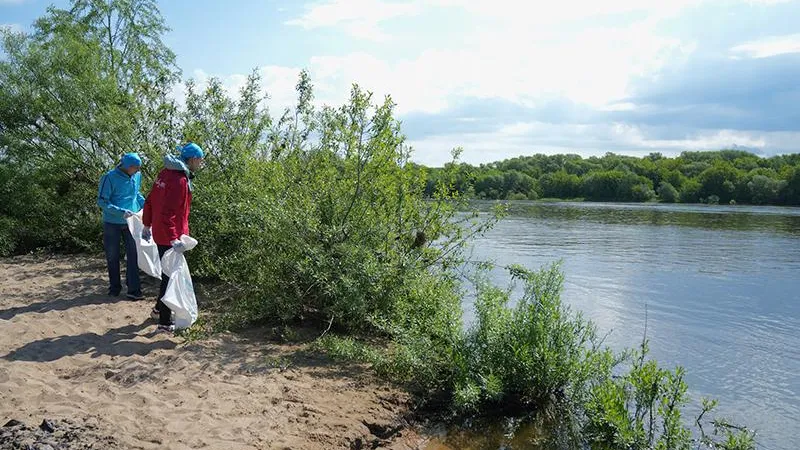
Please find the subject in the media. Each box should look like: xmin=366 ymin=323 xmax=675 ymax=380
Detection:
xmin=0 ymin=255 xmax=426 ymax=449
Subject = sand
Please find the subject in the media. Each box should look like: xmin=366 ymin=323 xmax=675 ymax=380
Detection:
xmin=0 ymin=255 xmax=427 ymax=449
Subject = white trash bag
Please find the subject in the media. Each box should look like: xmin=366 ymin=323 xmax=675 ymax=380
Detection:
xmin=160 ymin=234 xmax=199 ymax=329
xmin=126 ymin=211 xmax=162 ymax=280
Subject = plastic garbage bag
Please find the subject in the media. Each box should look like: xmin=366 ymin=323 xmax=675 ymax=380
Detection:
xmin=126 ymin=212 xmax=162 ymax=280
xmin=160 ymin=234 xmax=199 ymax=329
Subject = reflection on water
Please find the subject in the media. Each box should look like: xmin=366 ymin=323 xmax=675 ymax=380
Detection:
xmin=435 ymin=202 xmax=800 ymax=450
xmin=497 ymin=201 xmax=800 ymax=237
xmin=425 ymin=416 xmax=553 ymax=450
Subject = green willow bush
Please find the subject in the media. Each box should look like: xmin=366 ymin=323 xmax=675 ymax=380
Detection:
xmin=454 ymin=263 xmax=612 ymax=414
xmin=320 ymin=262 xmax=756 ymax=450
xmin=0 ymin=0 xmax=180 ymax=255
xmin=181 ymin=70 xmax=504 ymax=336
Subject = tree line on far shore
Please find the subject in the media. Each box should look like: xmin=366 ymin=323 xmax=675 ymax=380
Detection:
xmin=421 ymin=150 xmax=800 ymax=206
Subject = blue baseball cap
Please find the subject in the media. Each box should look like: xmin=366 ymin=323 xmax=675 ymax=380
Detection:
xmin=120 ymin=152 xmax=142 ymax=169
xmin=180 ymin=142 xmax=205 ymax=161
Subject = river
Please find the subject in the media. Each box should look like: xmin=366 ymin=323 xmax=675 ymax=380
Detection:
xmin=433 ymin=201 xmax=800 ymax=450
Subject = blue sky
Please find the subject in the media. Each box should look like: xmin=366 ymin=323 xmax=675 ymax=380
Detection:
xmin=2 ymin=0 xmax=799 ymax=166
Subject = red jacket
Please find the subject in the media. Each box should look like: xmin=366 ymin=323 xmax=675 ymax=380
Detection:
xmin=143 ymin=167 xmax=192 ymax=246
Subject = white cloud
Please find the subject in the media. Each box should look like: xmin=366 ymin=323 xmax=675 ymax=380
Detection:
xmin=288 ymin=0 xmax=789 ymax=39
xmin=277 ymin=0 xmax=715 ymax=115
xmin=407 ymin=122 xmax=622 ymax=166
xmin=171 ymin=66 xmax=304 ymax=117
xmin=730 ymin=34 xmax=800 ymax=58
xmin=499 ymin=122 xmax=540 ymax=136
xmin=183 ymin=0 xmax=800 ymax=164
xmin=610 ymin=124 xmax=770 ymax=150
xmin=280 ymin=0 xmax=796 ymax=115
xmin=290 ymin=20 xmax=695 ymax=114
xmin=278 ymin=0 xmax=798 ymax=114
xmin=600 ymin=102 xmax=639 ymax=112
xmin=431 ymin=0 xmax=701 ymax=25
xmin=407 ymin=123 xmax=800 ymax=166
xmin=179 ymin=54 xmax=452 ymax=115
xmin=286 ymin=0 xmax=421 ymax=41
xmin=309 ymin=50 xmax=464 ymax=113
xmin=285 ymin=0 xmax=703 ymax=42
xmin=744 ymin=0 xmax=794 ymax=4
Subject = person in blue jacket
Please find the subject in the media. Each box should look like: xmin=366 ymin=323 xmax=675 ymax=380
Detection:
xmin=97 ymin=153 xmax=146 ymax=299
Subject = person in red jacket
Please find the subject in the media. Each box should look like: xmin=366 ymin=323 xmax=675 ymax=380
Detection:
xmin=142 ymin=143 xmax=204 ymax=333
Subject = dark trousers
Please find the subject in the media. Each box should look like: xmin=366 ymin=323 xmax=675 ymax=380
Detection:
xmin=156 ymin=244 xmax=173 ymax=325
xmin=103 ymin=222 xmax=140 ymax=296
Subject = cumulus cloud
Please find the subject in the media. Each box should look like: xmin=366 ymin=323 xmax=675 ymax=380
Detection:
xmin=285 ymin=0 xmax=422 ymax=41
xmin=730 ymin=34 xmax=800 ymax=59
xmin=170 ymin=66 xmax=305 ymax=117
xmin=284 ymin=1 xmax=701 ymax=111
xmin=407 ymin=123 xmax=800 ymax=166
xmin=183 ymin=0 xmax=800 ymax=164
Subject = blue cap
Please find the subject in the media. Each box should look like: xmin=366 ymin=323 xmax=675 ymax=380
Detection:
xmin=120 ymin=152 xmax=142 ymax=169
xmin=180 ymin=142 xmax=204 ymax=161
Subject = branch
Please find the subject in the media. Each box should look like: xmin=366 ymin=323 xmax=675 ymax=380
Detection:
xmin=106 ymin=2 xmax=115 ymax=80
xmin=338 ymin=114 xmax=368 ymax=238
xmin=317 ymin=314 xmax=335 ymax=341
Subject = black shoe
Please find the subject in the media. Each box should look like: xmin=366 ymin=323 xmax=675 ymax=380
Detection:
xmin=156 ymin=324 xmax=175 ymax=334
xmin=126 ymin=292 xmax=145 ymax=301
xmin=108 ymin=289 xmax=121 ymax=297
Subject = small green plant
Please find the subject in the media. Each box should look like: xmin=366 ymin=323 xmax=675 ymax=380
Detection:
xmin=583 ymin=336 xmax=754 ymax=450
xmin=696 ymin=399 xmax=756 ymax=450
xmin=175 ymin=316 xmax=212 ymax=342
xmin=584 ymin=338 xmax=693 ymax=450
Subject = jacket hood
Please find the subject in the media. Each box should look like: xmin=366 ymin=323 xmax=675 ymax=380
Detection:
xmin=164 ymin=154 xmax=189 ymax=172
xmin=164 ymin=154 xmax=194 ymax=191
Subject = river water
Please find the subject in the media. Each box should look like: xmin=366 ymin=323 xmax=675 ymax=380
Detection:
xmin=433 ymin=202 xmax=800 ymax=450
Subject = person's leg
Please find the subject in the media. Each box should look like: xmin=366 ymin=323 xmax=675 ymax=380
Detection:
xmin=155 ymin=244 xmax=172 ymax=326
xmin=122 ymin=226 xmax=142 ymax=298
xmin=151 ymin=276 xmax=170 ymax=320
xmin=103 ymin=222 xmax=122 ymax=296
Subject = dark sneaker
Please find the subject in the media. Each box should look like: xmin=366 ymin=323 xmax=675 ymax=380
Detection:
xmin=150 ymin=308 xmax=160 ymax=320
xmin=126 ymin=292 xmax=145 ymax=300
xmin=108 ymin=289 xmax=121 ymax=297
xmin=156 ymin=324 xmax=175 ymax=334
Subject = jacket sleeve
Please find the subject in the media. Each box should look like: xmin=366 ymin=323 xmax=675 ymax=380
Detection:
xmin=135 ymin=173 xmax=146 ymax=212
xmin=137 ymin=193 xmax=146 ymax=211
xmin=97 ymin=173 xmax=125 ymax=219
xmin=160 ymin=175 xmax=187 ymax=242
xmin=142 ymin=191 xmax=153 ymax=227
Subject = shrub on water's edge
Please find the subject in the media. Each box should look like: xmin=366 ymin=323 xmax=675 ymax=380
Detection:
xmin=317 ymin=262 xmax=756 ymax=450
xmin=454 ymin=262 xmax=612 ymax=414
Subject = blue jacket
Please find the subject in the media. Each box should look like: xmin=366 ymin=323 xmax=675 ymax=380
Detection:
xmin=97 ymin=167 xmax=146 ymax=225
